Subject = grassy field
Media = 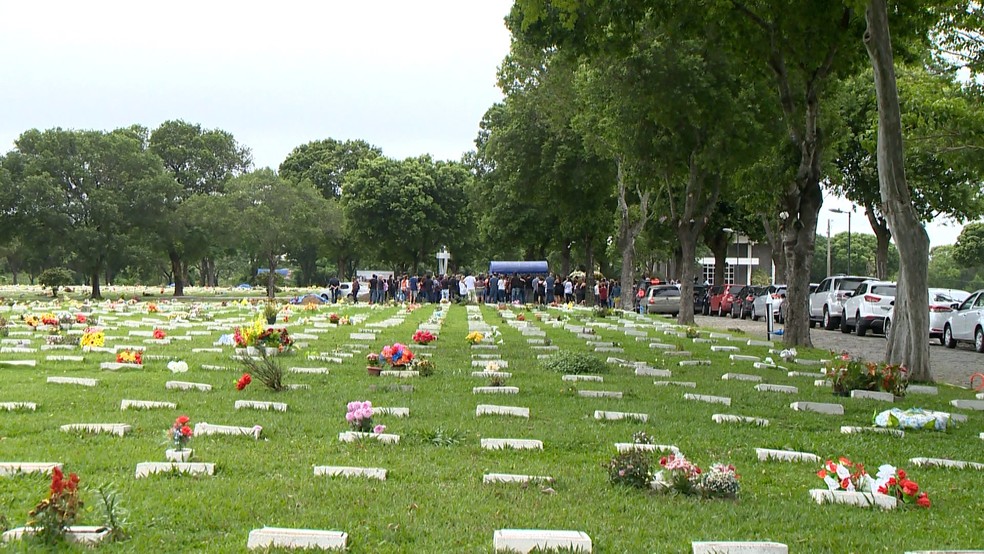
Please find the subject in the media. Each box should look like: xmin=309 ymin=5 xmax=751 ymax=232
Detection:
xmin=0 ymin=299 xmax=981 ymax=552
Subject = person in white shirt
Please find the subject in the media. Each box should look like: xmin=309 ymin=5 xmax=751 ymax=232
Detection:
xmin=463 ymin=273 xmax=476 ymax=301
xmin=564 ymin=279 xmax=573 ymax=302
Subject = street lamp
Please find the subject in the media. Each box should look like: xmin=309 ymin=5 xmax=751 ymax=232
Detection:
xmin=829 ymin=208 xmax=852 ymax=274
xmin=722 ymin=228 xmax=738 ymax=284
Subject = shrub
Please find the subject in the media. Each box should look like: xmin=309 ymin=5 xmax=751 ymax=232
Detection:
xmin=540 ymin=351 xmax=609 ymax=375
xmin=237 ymin=353 xmax=285 ymax=391
xmin=607 ymin=450 xmax=653 ymax=489
xmin=38 ymin=268 xmax=74 ymax=296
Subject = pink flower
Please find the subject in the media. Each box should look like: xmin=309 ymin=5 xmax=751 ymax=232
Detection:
xmin=373 ymin=425 xmax=386 ymax=434
xmin=345 ymin=412 xmax=354 ymax=422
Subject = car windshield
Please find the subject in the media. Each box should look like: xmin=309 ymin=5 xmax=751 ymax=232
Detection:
xmin=836 ymin=278 xmax=866 ymax=291
xmin=870 ymin=285 xmax=896 ymax=296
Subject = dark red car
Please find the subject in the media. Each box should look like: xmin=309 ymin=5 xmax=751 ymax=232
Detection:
xmin=707 ymin=284 xmax=739 ymax=317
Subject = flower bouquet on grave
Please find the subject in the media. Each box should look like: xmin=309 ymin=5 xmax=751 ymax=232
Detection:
xmin=257 ymin=328 xmax=293 ymax=354
xmin=871 ymin=465 xmax=930 ymax=508
xmin=412 ymin=330 xmax=436 ymax=345
xmin=685 ymin=326 xmax=700 ymax=339
xmin=823 ymin=354 xmax=878 ymax=395
xmin=465 ymin=331 xmax=484 ymax=345
xmin=236 ymin=373 xmax=252 ymax=390
xmin=152 ymin=328 xmax=166 ymax=340
xmin=485 ymin=361 xmax=500 ymax=373
xmin=116 ymin=350 xmax=143 ymax=365
xmin=147 ymin=303 xmax=159 ymax=314
xmin=779 ymin=348 xmax=797 ymax=363
xmin=380 ymin=343 xmax=414 ymax=367
xmin=165 ymin=415 xmax=194 ymax=461
xmin=632 ymin=431 xmax=654 ymax=445
xmin=79 ymin=328 xmax=105 ymax=348
xmin=516 ymin=313 xmax=526 ymax=321
xmin=414 ymin=358 xmax=435 ymax=377
xmin=26 ymin=466 xmax=82 ymax=545
xmin=45 ymin=332 xmax=65 ymax=346
xmin=345 ymin=401 xmax=385 ymax=434
xmin=338 ymin=316 xmax=351 ymax=325
xmin=651 ymin=455 xmax=741 ymax=499
xmin=816 ymin=457 xmax=873 ymax=493
xmin=366 ymin=353 xmax=382 ymax=376
xmin=40 ymin=313 xmax=60 ymax=328
xmin=263 ymin=302 xmax=279 ymax=324
xmin=233 ymin=318 xmax=265 ymax=353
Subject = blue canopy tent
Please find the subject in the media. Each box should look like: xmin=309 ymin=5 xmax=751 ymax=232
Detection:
xmin=488 ymin=261 xmax=549 ymax=275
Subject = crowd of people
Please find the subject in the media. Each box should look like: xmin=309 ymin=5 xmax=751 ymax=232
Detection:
xmin=324 ymin=273 xmax=626 ymax=307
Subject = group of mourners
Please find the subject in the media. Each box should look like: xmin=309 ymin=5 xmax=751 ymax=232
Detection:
xmin=323 ymin=273 xmax=625 ymax=307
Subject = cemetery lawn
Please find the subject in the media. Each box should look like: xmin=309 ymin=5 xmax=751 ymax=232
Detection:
xmin=0 ymin=301 xmax=980 ymax=552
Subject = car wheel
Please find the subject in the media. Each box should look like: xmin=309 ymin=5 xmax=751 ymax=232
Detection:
xmin=752 ymin=307 xmax=759 ymax=321
xmin=840 ymin=311 xmax=850 ymax=334
xmin=717 ymin=304 xmax=723 ymax=317
xmin=976 ymin=327 xmax=984 ymax=353
xmin=823 ymin=307 xmax=836 ymax=330
xmin=856 ymin=314 xmax=867 ymax=337
xmin=884 ymin=318 xmax=892 ymax=342
xmin=937 ymin=332 xmax=946 ymax=346
xmin=943 ymin=325 xmax=957 ymax=349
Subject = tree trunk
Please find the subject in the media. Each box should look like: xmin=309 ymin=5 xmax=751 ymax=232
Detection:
xmin=561 ymin=241 xmax=571 ymax=278
xmin=677 ymin=232 xmax=698 ymax=324
xmin=866 ymin=209 xmax=892 ymax=280
xmin=170 ymin=250 xmax=185 ymax=296
xmin=703 ymin=231 xmax=729 ymax=286
xmin=761 ymin=214 xmax=787 ymax=283
xmin=615 ymin=158 xmax=651 ymax=311
xmin=267 ymin=254 xmax=277 ymax=299
xmin=865 ymin=0 xmax=931 ymax=381
xmin=584 ymin=235 xmax=595 ymax=306
xmin=90 ymin=270 xmax=101 ymax=299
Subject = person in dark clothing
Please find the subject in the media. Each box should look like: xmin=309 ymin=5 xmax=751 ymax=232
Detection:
xmin=328 ymin=276 xmax=340 ymax=303
xmin=351 ymin=278 xmax=361 ymax=303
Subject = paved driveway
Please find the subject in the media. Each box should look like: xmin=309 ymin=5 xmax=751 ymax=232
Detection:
xmin=691 ymin=314 xmax=981 ymax=389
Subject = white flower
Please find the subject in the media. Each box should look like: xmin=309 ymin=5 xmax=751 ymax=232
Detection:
xmin=167 ymin=361 xmax=189 ymax=373
xmin=252 ymin=425 xmax=263 ymax=440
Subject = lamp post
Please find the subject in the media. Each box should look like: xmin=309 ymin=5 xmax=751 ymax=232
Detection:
xmin=829 ymin=208 xmax=852 ymax=274
xmin=722 ymin=228 xmax=738 ymax=284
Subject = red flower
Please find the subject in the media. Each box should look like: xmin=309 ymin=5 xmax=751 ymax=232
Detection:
xmin=180 ymin=425 xmax=193 ymax=437
xmin=901 ymin=479 xmax=919 ymax=497
xmin=236 ymin=373 xmax=252 ymax=390
xmin=838 ymin=456 xmax=853 ymax=467
xmin=840 ymin=478 xmax=850 ymax=489
xmin=817 ymin=469 xmax=827 ymax=479
xmin=67 ymin=472 xmax=79 ymax=492
xmin=50 ymin=466 xmax=64 ymax=495
xmin=897 ymin=469 xmax=907 ymax=480
xmin=175 ymin=415 xmax=190 ymax=426
xmin=916 ymin=492 xmax=931 ymax=508
xmin=877 ymin=485 xmax=887 ymax=494
xmin=153 ymin=328 xmax=166 ymax=339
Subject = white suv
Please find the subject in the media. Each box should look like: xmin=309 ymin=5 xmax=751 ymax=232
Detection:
xmin=809 ymin=275 xmax=875 ymax=330
xmin=839 ymin=280 xmax=896 ymax=337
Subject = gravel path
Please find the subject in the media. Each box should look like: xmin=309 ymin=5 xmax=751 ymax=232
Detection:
xmin=691 ymin=314 xmax=981 ymax=389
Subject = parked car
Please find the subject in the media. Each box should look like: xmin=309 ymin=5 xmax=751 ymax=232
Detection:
xmin=751 ymin=285 xmax=785 ymax=322
xmin=707 ymin=284 xmax=739 ymax=316
xmin=729 ymin=285 xmax=757 ymax=319
xmin=942 ymin=290 xmax=984 ymax=352
xmin=646 ymin=285 xmax=682 ymax=316
xmin=692 ymin=284 xmax=709 ymax=314
xmin=320 ymin=282 xmax=370 ymax=302
xmin=809 ymin=275 xmax=876 ymax=330
xmin=884 ymin=288 xmax=970 ymax=343
xmin=839 ymin=280 xmax=896 ymax=336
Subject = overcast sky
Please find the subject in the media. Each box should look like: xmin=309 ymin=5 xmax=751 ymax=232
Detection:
xmin=0 ymin=0 xmax=974 ymax=247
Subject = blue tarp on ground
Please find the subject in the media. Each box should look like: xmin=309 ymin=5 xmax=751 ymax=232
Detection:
xmin=489 ymin=261 xmax=549 ymax=275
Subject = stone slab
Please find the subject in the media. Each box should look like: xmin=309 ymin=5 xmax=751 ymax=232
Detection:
xmin=712 ymin=414 xmax=769 ymax=426
xmin=615 ymin=443 xmax=679 ymax=454
xmin=100 ymin=362 xmax=142 ymax=371
xmin=493 ymin=529 xmax=591 ymax=553
xmin=472 ymin=371 xmax=513 ymax=379
xmin=653 ymin=380 xmax=697 ymax=388
xmin=909 ymin=457 xmax=984 ymax=470
xmin=684 ymin=394 xmax=731 ymax=406
xmin=790 ymin=401 xmax=844 ymax=415
xmin=692 ymin=542 xmax=788 ymax=554
xmin=235 ymin=400 xmax=288 ymax=412
xmin=373 ymin=406 xmax=409 ymax=417
xmin=135 ymin=462 xmax=215 ymax=479
xmin=593 ymin=410 xmax=647 ymax=422
xmin=481 ymin=438 xmax=543 ymax=450
xmin=840 ymin=426 xmax=904 ymax=437
xmin=380 ymin=370 xmax=419 ymax=377
xmin=166 ymin=381 xmax=212 ymax=392
xmin=722 ymin=373 xmax=762 ymax=382
xmin=649 ymin=343 xmax=676 ymax=350
xmin=0 ymin=360 xmax=36 ymax=366
xmin=471 ymin=360 xmax=508 ymax=368
xmin=0 ymin=402 xmax=36 ymax=411
xmin=349 ymin=333 xmax=376 ymax=341
xmin=755 ymin=384 xmax=798 ymax=394
xmin=746 ymin=340 xmax=774 ymax=347
xmin=2 ymin=526 xmax=110 ymax=545
xmin=635 ymin=367 xmax=672 ymax=377
xmin=194 ymin=422 xmax=262 ymax=439
xmin=809 ymin=488 xmax=896 ymax=509
xmin=951 ymin=399 xmax=984 ymax=411
xmin=482 ymin=473 xmax=553 ymax=485
xmin=338 ymin=431 xmax=400 ymax=444
xmin=477 ymin=404 xmax=530 ymax=418
xmin=0 ymin=462 xmax=61 ymax=476
xmin=47 ymin=376 xmax=97 ymax=387
xmin=60 ymin=423 xmax=131 ymax=436
xmin=247 ymin=527 xmax=347 ymax=551
xmin=288 ymin=366 xmax=330 ymax=374
xmin=729 ymin=355 xmax=760 ymax=362
xmin=850 ymin=390 xmax=895 ymax=402
xmin=679 ymin=360 xmax=712 ymax=366
xmin=710 ymin=345 xmax=740 ymax=352
xmin=787 ymin=371 xmax=823 ymax=378
xmin=907 ymin=385 xmax=938 ymax=395
xmin=474 ymin=386 xmax=519 ymax=394
xmin=313 ymin=465 xmax=386 ymax=480
xmin=121 ymin=399 xmax=176 ymax=410
xmin=562 ymin=374 xmax=603 ymax=382
xmin=755 ymin=448 xmax=820 ymax=463
xmin=578 ymin=390 xmax=623 ymax=399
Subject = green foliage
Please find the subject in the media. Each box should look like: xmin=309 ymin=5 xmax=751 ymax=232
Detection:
xmin=415 ymin=427 xmax=464 ymax=447
xmin=37 ymin=267 xmax=74 ymax=295
xmin=607 ymin=450 xmax=653 ymax=489
xmin=94 ymin=483 xmax=129 ymax=543
xmin=953 ymin=222 xmax=984 ymax=269
xmin=540 ymin=350 xmax=608 ymax=374
xmin=237 ymin=353 xmax=285 ymax=392
xmin=414 ymin=358 xmax=436 ymax=377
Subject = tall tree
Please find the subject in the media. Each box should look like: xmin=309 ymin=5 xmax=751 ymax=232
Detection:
xmin=149 ymin=120 xmax=252 ymax=294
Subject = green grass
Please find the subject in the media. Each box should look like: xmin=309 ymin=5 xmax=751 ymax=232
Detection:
xmin=0 ymin=301 xmax=980 ymax=552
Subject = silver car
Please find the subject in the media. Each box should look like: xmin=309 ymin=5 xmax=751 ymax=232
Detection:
xmin=645 ymin=285 xmax=681 ymax=316
xmin=942 ymin=290 xmax=984 ymax=352
xmin=884 ymin=288 xmax=969 ymax=343
xmin=751 ymin=285 xmax=785 ymax=322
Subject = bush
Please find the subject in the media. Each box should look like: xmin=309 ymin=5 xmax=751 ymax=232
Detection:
xmin=38 ymin=268 xmax=75 ymax=296
xmin=607 ymin=450 xmax=653 ymax=489
xmin=540 ymin=351 xmax=609 ymax=375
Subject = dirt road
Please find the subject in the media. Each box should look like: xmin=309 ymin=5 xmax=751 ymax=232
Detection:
xmin=692 ymin=314 xmax=982 ymax=389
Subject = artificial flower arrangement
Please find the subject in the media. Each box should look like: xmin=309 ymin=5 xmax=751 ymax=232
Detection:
xmin=147 ymin=303 xmax=159 ymax=313
xmin=233 ymin=318 xmax=266 ymax=348
xmin=152 ymin=328 xmax=166 ymax=340
xmin=516 ymin=313 xmax=526 ymax=321
xmin=27 ymin=466 xmax=82 ymax=545
xmin=824 ymin=353 xmax=909 ymax=397
xmin=167 ymin=415 xmax=194 ymax=451
xmin=74 ymin=313 xmax=87 ymax=324
xmin=650 ymin=454 xmax=741 ymax=499
xmin=236 ymin=373 xmax=252 ymax=390
xmin=79 ymin=328 xmax=105 ymax=348
xmin=380 ymin=343 xmax=414 ymax=367
xmin=116 ymin=350 xmax=143 ymax=365
xmin=256 ymin=328 xmax=294 ymax=352
xmin=414 ymin=358 xmax=435 ymax=377
xmin=465 ymin=331 xmax=484 ymax=345
xmin=346 ymin=400 xmax=385 ymax=434
xmin=40 ymin=313 xmax=59 ymax=327
xmin=685 ymin=326 xmax=700 ymax=339
xmin=338 ymin=316 xmax=351 ymax=325
xmin=366 ymin=353 xmax=381 ymax=368
xmin=485 ymin=361 xmax=500 ymax=372
xmin=817 ymin=457 xmax=929 ymax=507
xmin=329 ymin=313 xmax=340 ymax=324
xmin=412 ymin=330 xmax=436 ymax=345
xmin=45 ymin=333 xmax=65 ymax=346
